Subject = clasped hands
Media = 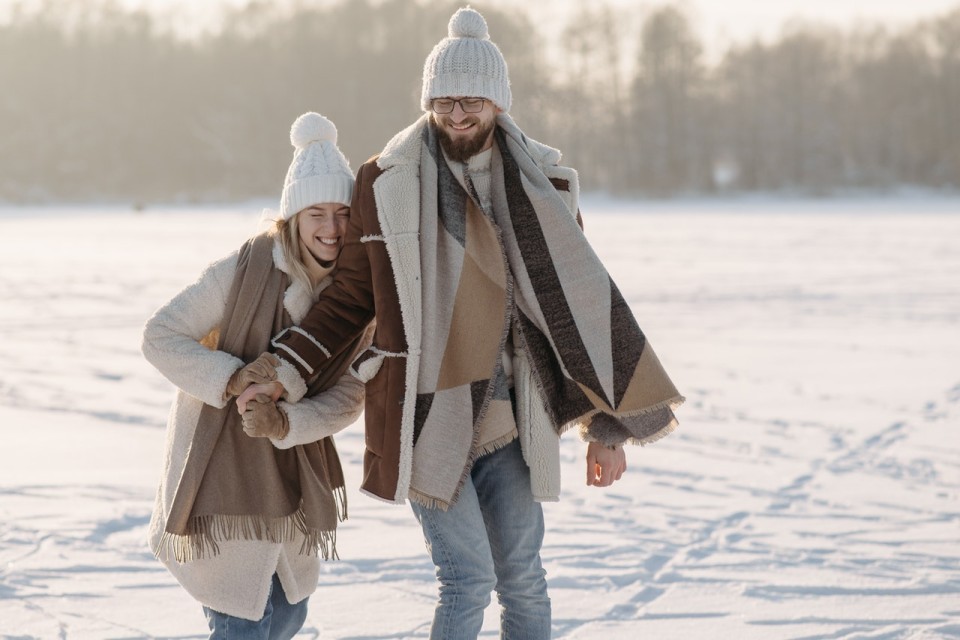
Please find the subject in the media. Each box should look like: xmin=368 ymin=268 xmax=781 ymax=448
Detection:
xmin=226 ymin=355 xmax=628 ymax=474
xmin=225 ymin=353 xmax=289 ymax=439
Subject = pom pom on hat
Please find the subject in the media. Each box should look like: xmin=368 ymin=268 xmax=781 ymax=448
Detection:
xmin=290 ymin=112 xmax=338 ymax=150
xmin=448 ymin=7 xmax=489 ymax=39
xmin=279 ymin=112 xmax=354 ymax=219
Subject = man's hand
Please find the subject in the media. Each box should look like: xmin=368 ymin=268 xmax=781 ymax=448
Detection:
xmin=225 ymin=353 xmax=280 ymax=398
xmin=241 ymin=393 xmax=290 ymax=440
xmin=236 ymin=381 xmax=283 ymax=413
xmin=586 ymin=442 xmax=626 ymax=487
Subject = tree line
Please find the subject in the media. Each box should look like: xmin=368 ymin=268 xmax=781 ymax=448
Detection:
xmin=1 ymin=0 xmax=958 ymax=202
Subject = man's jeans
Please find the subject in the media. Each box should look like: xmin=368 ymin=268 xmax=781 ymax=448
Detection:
xmin=203 ymin=572 xmax=307 ymax=640
xmin=411 ymin=439 xmax=551 ymax=640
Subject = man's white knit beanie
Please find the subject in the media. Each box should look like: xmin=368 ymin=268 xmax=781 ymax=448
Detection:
xmin=279 ymin=112 xmax=354 ymax=220
xmin=421 ymin=7 xmax=511 ymax=113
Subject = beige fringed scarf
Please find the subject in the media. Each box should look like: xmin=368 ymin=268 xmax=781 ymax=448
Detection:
xmin=159 ymin=232 xmax=363 ymax=563
xmin=410 ymin=120 xmax=685 ymax=509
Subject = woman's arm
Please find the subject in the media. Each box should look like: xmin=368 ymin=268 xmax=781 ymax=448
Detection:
xmin=270 ymin=372 xmax=366 ymax=448
xmin=140 ymin=252 xmax=243 ymax=408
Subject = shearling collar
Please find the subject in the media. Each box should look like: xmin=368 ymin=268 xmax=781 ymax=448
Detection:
xmin=376 ymin=113 xmax=564 ymax=172
xmin=271 ymin=237 xmax=333 ymax=324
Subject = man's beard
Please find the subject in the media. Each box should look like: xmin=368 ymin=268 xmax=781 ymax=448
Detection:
xmin=434 ymin=115 xmax=496 ymax=163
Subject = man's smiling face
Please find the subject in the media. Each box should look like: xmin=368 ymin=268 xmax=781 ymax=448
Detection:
xmin=431 ymin=97 xmax=501 ymax=163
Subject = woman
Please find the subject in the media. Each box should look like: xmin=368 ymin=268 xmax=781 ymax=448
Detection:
xmin=141 ymin=112 xmax=370 ymax=639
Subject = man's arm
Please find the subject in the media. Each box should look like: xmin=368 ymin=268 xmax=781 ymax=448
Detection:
xmin=269 ymin=161 xmax=378 ymax=399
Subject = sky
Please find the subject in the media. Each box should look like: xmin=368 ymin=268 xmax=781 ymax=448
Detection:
xmin=3 ymin=0 xmax=958 ymax=46
xmin=576 ymin=0 xmax=960 ymax=44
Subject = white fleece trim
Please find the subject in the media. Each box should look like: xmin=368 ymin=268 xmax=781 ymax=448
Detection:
xmin=513 ymin=335 xmax=562 ymax=502
xmin=372 ymin=120 xmax=429 ymax=505
xmin=288 ymin=326 xmax=331 ymax=358
xmin=360 ymin=234 xmax=386 ymax=243
xmin=351 ymin=353 xmax=383 ymax=383
xmin=282 ymin=276 xmax=312 ymax=322
xmin=360 ymin=487 xmax=404 ymax=506
xmin=543 ymin=164 xmax=580 ymax=221
xmin=274 ymin=351 xmax=311 ymax=402
xmin=271 ymin=238 xmax=289 ymax=274
xmin=371 ymin=346 xmax=408 ymax=358
xmin=382 ymin=230 xmax=419 ymax=505
xmin=272 ymin=341 xmax=313 ymax=375
xmin=377 ymin=116 xmax=428 ymax=169
xmin=272 ymin=237 xmax=337 ymax=323
xmin=350 ymin=344 xmax=408 ymax=382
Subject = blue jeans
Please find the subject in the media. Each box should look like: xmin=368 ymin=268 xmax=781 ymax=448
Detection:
xmin=411 ymin=439 xmax=551 ymax=640
xmin=203 ymin=573 xmax=307 ymax=640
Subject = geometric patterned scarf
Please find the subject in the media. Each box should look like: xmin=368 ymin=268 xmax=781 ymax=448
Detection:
xmin=410 ymin=122 xmax=684 ymax=509
xmin=491 ymin=126 xmax=684 ymax=444
xmin=410 ymin=124 xmax=516 ymax=509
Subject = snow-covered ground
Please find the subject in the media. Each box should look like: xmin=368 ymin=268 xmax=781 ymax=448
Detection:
xmin=1 ymin=199 xmax=958 ymax=639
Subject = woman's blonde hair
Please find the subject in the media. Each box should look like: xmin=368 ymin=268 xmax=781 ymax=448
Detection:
xmin=272 ymin=213 xmax=314 ymax=294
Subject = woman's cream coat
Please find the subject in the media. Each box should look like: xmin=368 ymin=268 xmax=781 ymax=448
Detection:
xmin=141 ymin=237 xmax=368 ymax=620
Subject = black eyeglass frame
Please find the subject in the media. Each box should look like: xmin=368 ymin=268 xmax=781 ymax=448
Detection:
xmin=430 ymin=98 xmax=487 ymax=114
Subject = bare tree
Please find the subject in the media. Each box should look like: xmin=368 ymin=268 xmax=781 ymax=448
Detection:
xmin=1 ymin=0 xmax=958 ymax=202
xmin=630 ymin=6 xmax=708 ymax=194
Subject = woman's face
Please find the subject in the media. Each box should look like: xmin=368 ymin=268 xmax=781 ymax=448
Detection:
xmin=297 ymin=203 xmax=350 ymax=263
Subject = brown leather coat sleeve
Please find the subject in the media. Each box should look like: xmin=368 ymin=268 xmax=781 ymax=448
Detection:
xmin=272 ymin=161 xmax=379 ymax=380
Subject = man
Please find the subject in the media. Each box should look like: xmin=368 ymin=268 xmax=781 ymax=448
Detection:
xmin=247 ymin=7 xmax=684 ymax=639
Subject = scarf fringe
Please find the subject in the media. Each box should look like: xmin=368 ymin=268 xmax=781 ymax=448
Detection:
xmin=474 ymin=430 xmax=520 ymax=459
xmin=627 ymin=417 xmax=680 ymax=447
xmin=300 ymin=528 xmax=339 ymax=560
xmin=564 ymin=395 xmax=686 ymax=444
xmin=334 ymin=484 xmax=348 ymax=523
xmin=419 ymin=427 xmax=492 ymax=512
xmin=615 ymin=394 xmax=686 ymax=419
xmin=408 ymin=488 xmax=451 ymax=511
xmin=157 ymin=503 xmax=344 ymax=564
xmin=570 ymin=394 xmax=686 ymax=426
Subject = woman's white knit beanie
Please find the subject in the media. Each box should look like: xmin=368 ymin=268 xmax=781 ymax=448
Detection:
xmin=279 ymin=112 xmax=354 ymax=220
xmin=421 ymin=7 xmax=511 ymax=112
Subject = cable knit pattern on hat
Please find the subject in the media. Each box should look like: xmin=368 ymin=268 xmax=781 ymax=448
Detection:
xmin=420 ymin=7 xmax=512 ymax=112
xmin=279 ymin=112 xmax=354 ymax=219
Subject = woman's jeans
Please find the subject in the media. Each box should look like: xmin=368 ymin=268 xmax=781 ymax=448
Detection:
xmin=203 ymin=572 xmax=308 ymax=640
xmin=411 ymin=439 xmax=552 ymax=640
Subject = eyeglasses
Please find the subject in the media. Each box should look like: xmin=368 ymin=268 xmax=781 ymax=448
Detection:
xmin=431 ymin=98 xmax=486 ymax=114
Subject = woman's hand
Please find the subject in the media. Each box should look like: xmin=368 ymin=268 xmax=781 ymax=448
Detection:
xmin=236 ymin=381 xmax=283 ymax=413
xmin=225 ymin=353 xmax=280 ymax=398
xmin=241 ymin=395 xmax=290 ymax=439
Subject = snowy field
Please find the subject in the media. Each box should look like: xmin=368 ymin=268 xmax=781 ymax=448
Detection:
xmin=1 ymin=198 xmax=958 ymax=639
